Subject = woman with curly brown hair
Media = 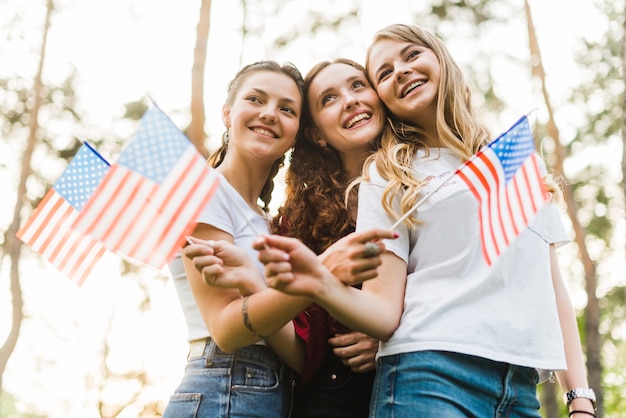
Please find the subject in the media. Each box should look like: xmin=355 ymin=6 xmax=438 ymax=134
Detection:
xmin=275 ymin=58 xmax=386 ymax=417
xmin=183 ymin=58 xmax=395 ymax=417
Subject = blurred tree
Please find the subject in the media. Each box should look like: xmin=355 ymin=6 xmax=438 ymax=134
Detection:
xmin=1 ymin=0 xmax=54 ymax=399
xmin=0 ymin=0 xmax=171 ymax=415
xmin=523 ymin=0 xmax=604 ymax=414
xmin=185 ymin=0 xmax=212 ymax=156
xmin=557 ymin=0 xmax=625 ymax=415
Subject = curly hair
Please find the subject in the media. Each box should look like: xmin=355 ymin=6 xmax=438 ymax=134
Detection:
xmin=207 ymin=60 xmax=305 ymax=212
xmin=272 ymin=58 xmax=379 ymax=254
xmin=362 ymin=24 xmax=492 ymax=227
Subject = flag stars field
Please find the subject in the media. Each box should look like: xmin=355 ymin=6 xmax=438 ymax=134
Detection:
xmin=117 ymin=109 xmax=190 ymax=184
xmin=54 ymin=149 xmax=110 ymax=210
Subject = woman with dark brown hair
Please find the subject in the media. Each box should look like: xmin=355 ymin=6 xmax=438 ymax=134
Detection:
xmin=183 ymin=58 xmax=394 ymax=417
xmin=164 ymin=60 xmax=305 ymax=418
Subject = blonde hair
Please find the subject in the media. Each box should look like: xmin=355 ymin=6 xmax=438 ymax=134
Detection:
xmin=362 ymin=24 xmax=491 ymax=227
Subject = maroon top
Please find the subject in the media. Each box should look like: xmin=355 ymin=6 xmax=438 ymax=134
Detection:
xmin=294 ymin=303 xmax=352 ymax=384
xmin=278 ymin=215 xmax=353 ymax=384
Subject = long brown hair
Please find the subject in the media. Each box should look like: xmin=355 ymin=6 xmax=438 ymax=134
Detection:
xmin=272 ymin=59 xmax=380 ymax=253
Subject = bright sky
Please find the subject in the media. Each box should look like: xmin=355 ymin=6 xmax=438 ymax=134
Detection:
xmin=1 ymin=0 xmax=618 ymax=417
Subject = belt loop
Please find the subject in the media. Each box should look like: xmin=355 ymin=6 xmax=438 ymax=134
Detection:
xmin=204 ymin=338 xmax=217 ymax=367
xmin=187 ymin=338 xmax=209 ymax=361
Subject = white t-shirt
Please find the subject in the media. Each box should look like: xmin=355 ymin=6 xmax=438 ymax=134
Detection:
xmin=169 ymin=172 xmax=271 ymax=342
xmin=356 ymin=148 xmax=568 ymax=371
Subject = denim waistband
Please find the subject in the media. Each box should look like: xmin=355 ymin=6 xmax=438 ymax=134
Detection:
xmin=188 ymin=337 xmax=283 ymax=370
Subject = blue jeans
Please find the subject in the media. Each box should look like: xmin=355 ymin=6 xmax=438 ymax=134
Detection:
xmin=163 ymin=338 xmax=293 ymax=418
xmin=370 ymin=351 xmax=541 ymax=418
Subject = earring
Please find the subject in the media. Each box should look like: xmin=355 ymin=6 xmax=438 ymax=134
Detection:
xmin=317 ymin=140 xmax=327 ymax=149
xmin=222 ymin=129 xmax=230 ymax=144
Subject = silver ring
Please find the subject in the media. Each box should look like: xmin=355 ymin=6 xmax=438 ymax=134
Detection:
xmin=363 ymin=242 xmax=379 ymax=258
xmin=207 ymin=240 xmax=215 ymax=248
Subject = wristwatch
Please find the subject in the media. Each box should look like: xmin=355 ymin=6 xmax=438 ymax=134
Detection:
xmin=563 ymin=388 xmax=596 ymax=409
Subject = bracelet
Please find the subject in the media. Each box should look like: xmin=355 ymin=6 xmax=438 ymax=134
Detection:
xmin=242 ymin=296 xmax=266 ymax=338
xmin=569 ymin=411 xmax=596 ymax=417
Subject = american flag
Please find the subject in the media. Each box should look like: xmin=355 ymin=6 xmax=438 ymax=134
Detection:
xmin=17 ymin=143 xmax=111 ymax=286
xmin=456 ymin=116 xmax=549 ymax=265
xmin=73 ymin=106 xmax=220 ymax=268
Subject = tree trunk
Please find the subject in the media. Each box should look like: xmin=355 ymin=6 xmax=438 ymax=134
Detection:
xmin=524 ymin=1 xmax=603 ymax=416
xmin=185 ymin=0 xmax=212 ymax=157
xmin=0 ymin=0 xmax=54 ymax=394
xmin=622 ymin=0 xmax=626 ymax=239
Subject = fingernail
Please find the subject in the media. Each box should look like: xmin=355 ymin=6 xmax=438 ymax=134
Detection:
xmin=393 ymin=233 xmax=399 ymax=238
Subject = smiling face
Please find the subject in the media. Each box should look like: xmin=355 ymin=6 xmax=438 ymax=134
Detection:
xmin=307 ymin=63 xmax=385 ymax=157
xmin=367 ymin=38 xmax=441 ymax=128
xmin=223 ymin=70 xmax=302 ymax=162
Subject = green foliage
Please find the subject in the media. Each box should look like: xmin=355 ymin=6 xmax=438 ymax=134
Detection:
xmin=274 ymin=8 xmax=359 ymax=48
xmin=0 ymin=390 xmax=46 ymax=418
xmin=564 ymin=0 xmax=626 ymax=415
xmin=1 ymin=73 xmax=84 ymax=189
xmin=600 ymin=285 xmax=626 ymax=415
xmin=123 ymin=100 xmax=149 ymax=121
xmin=567 ymin=0 xmax=623 ymax=246
xmin=430 ymin=0 xmax=501 ymax=25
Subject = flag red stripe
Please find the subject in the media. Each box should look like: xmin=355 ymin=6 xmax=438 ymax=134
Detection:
xmin=38 ymin=202 xmax=73 ymax=258
xmin=511 ymin=172 xmax=528 ymax=227
xmin=46 ymin=205 xmax=78 ymax=263
xmin=478 ymin=154 xmax=503 ymax=259
xmin=100 ymin=170 xmax=150 ymax=245
xmin=56 ymin=227 xmax=87 ymax=271
xmin=520 ymin=163 xmax=537 ymax=214
xmin=159 ymin=169 xmax=221 ymax=264
xmin=123 ymin=151 xmax=219 ymax=266
xmin=478 ymin=201 xmax=492 ymax=266
xmin=16 ymin=188 xmax=56 ymax=242
xmin=20 ymin=191 xmax=65 ymax=251
xmin=71 ymin=246 xmax=106 ymax=286
xmin=147 ymin=165 xmax=216 ymax=264
xmin=19 ymin=192 xmax=65 ymax=255
xmin=18 ymin=190 xmax=105 ymax=286
xmin=108 ymin=181 xmax=158 ymax=257
xmin=145 ymin=152 xmax=201 ymax=260
xmin=485 ymin=181 xmax=501 ymax=261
